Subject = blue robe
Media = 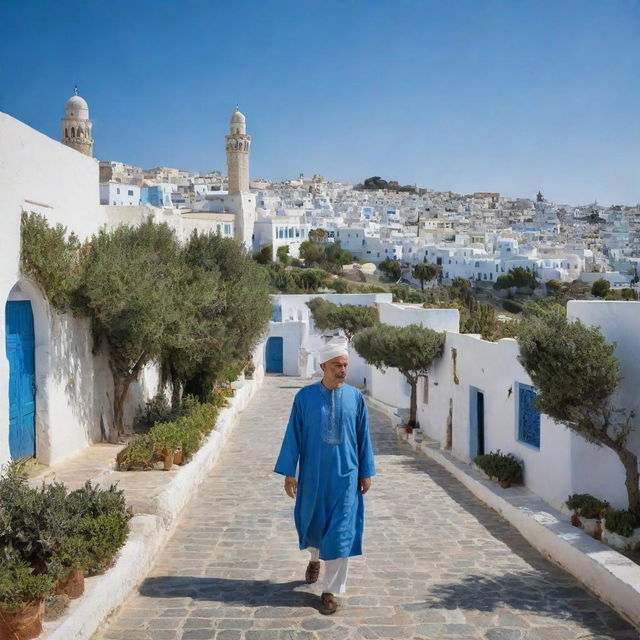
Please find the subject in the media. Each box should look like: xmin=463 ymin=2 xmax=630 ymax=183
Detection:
xmin=274 ymin=381 xmax=376 ymax=561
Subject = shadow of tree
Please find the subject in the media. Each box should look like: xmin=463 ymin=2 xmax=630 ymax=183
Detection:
xmin=417 ymin=570 xmax=637 ymax=637
xmin=139 ymin=577 xmax=319 ymax=609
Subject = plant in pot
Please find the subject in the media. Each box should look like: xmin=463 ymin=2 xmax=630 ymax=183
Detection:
xmin=474 ymin=450 xmax=524 ymax=488
xmin=566 ymin=494 xmax=608 ymax=540
xmin=0 ymin=547 xmax=54 ymax=640
xmin=150 ymin=421 xmax=183 ymax=470
xmin=115 ymin=434 xmax=155 ymax=471
xmin=51 ymin=535 xmax=91 ymax=599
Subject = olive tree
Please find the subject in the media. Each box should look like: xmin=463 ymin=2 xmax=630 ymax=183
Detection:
xmin=518 ymin=314 xmax=639 ymax=516
xmin=306 ymin=298 xmax=378 ymax=342
xmin=177 ymin=232 xmax=272 ymax=401
xmin=412 ymin=262 xmax=439 ymax=292
xmin=78 ymin=219 xmax=190 ymax=437
xmin=354 ymin=323 xmax=445 ymax=427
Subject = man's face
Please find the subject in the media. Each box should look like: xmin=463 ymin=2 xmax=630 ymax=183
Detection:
xmin=321 ymin=355 xmax=348 ymax=385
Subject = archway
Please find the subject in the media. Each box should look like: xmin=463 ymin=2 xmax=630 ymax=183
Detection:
xmin=5 ymin=280 xmax=51 ymax=462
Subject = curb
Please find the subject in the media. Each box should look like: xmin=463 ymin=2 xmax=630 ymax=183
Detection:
xmin=41 ymin=373 xmax=263 ymax=640
xmin=395 ymin=425 xmax=640 ymax=628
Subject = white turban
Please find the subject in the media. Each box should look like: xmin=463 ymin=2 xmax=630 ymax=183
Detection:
xmin=318 ymin=337 xmax=349 ymax=364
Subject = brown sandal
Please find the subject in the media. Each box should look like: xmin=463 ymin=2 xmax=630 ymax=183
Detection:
xmin=305 ymin=560 xmax=321 ymax=584
xmin=320 ymin=592 xmax=338 ymax=615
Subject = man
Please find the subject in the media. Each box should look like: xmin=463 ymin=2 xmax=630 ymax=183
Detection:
xmin=274 ymin=336 xmax=376 ymax=615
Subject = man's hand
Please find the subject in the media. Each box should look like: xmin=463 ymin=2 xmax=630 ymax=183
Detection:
xmin=284 ymin=475 xmax=297 ymax=499
xmin=359 ymin=477 xmax=372 ymax=495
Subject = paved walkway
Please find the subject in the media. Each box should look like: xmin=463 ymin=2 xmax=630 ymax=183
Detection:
xmin=97 ymin=376 xmax=638 ymax=640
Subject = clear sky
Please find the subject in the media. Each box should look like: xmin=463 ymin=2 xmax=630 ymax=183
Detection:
xmin=1 ymin=0 xmax=639 ymax=205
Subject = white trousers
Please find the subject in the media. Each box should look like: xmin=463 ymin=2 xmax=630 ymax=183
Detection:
xmin=308 ymin=547 xmax=349 ymax=595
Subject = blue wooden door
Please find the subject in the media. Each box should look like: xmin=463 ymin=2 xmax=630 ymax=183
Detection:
xmin=5 ymin=301 xmax=36 ymax=459
xmin=469 ymin=387 xmax=485 ymax=459
xmin=265 ymin=337 xmax=283 ymax=373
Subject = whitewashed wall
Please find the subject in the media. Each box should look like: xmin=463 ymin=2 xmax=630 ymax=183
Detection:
xmin=368 ymin=304 xmax=460 ymax=409
xmin=417 ymin=302 xmax=640 ymax=512
xmin=0 ymin=114 xmax=188 ymax=467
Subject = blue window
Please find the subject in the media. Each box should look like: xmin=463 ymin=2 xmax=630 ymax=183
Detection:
xmin=271 ymin=304 xmax=282 ymax=322
xmin=127 ymin=190 xmax=134 ymax=196
xmin=517 ymin=383 xmax=540 ymax=448
xmin=224 ymin=224 xmax=231 ymax=234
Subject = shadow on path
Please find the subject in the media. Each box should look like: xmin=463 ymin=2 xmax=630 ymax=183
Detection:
xmin=139 ymin=577 xmax=319 ymax=610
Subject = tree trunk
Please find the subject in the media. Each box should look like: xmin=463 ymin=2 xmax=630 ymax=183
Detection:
xmin=111 ymin=370 xmax=133 ymax=441
xmin=170 ymin=365 xmax=182 ymax=412
xmin=617 ymin=448 xmax=640 ymax=517
xmin=420 ymin=280 xmax=424 ymax=292
xmin=408 ymin=379 xmax=417 ymax=428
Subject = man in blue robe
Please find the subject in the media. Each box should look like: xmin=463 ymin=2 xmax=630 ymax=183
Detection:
xmin=274 ymin=336 xmax=376 ymax=615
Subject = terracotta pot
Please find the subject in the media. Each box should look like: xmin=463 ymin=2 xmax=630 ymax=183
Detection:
xmin=405 ymin=426 xmax=414 ymax=434
xmin=0 ymin=599 xmax=44 ymax=640
xmin=173 ymin=447 xmax=183 ymax=466
xmin=498 ymin=480 xmax=511 ymax=489
xmin=162 ymin=450 xmax=174 ymax=470
xmin=55 ymin=569 xmax=85 ymax=599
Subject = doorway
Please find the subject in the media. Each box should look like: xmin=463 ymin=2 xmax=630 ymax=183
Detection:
xmin=5 ymin=300 xmax=36 ymax=459
xmin=469 ymin=387 xmax=485 ymax=459
xmin=265 ymin=337 xmax=284 ymax=373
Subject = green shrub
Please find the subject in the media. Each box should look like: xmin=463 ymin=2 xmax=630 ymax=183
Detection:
xmin=566 ymin=494 xmax=608 ymax=519
xmin=115 ymin=434 xmax=155 ymax=471
xmin=149 ymin=421 xmax=184 ymax=457
xmin=604 ymin=509 xmax=640 ymax=537
xmin=78 ymin=514 xmax=130 ymax=574
xmin=474 ymin=450 xmax=523 ymax=484
xmin=0 ymin=547 xmax=55 ymax=612
xmin=52 ymin=535 xmax=92 ymax=575
xmin=502 ymin=299 xmax=524 ymax=314
xmin=134 ymin=394 xmax=184 ymax=432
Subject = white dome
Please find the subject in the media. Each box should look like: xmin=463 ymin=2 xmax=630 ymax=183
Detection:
xmin=230 ymin=107 xmax=246 ymax=124
xmin=64 ymin=90 xmax=89 ymax=119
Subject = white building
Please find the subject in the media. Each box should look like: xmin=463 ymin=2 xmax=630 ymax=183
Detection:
xmin=99 ymin=181 xmax=141 ymax=206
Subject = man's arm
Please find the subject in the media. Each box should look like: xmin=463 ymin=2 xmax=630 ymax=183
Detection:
xmin=274 ymin=397 xmax=302 ymax=497
xmin=356 ymin=394 xmax=376 ymax=483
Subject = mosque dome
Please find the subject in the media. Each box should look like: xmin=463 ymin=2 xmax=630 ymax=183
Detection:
xmin=64 ymin=89 xmax=89 ymax=119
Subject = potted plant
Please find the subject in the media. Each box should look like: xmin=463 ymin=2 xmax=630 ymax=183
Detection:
xmin=474 ymin=450 xmax=524 ymax=488
xmin=566 ymin=494 xmax=607 ymax=540
xmin=52 ymin=535 xmax=91 ymax=599
xmin=0 ymin=547 xmax=54 ymax=640
xmin=115 ymin=434 xmax=155 ymax=471
xmin=150 ymin=421 xmax=184 ymax=470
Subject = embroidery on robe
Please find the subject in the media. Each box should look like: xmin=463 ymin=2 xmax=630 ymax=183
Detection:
xmin=321 ymin=387 xmax=344 ymax=445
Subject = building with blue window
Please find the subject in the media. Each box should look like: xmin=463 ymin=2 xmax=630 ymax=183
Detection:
xmin=99 ymin=181 xmax=141 ymax=206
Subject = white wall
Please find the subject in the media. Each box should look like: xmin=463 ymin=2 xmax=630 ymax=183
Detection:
xmin=415 ymin=301 xmax=640 ymax=512
xmin=0 ymin=114 xmax=163 ymax=467
xmin=567 ymin=301 xmax=640 ymax=508
xmin=368 ymin=304 xmax=460 ymax=409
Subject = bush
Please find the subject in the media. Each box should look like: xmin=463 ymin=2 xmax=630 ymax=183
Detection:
xmin=134 ymin=394 xmax=183 ymax=432
xmin=115 ymin=434 xmax=155 ymax=471
xmin=116 ymin=396 xmax=222 ymax=469
xmin=0 ymin=547 xmax=55 ymax=612
xmin=502 ymin=299 xmax=524 ymax=314
xmin=604 ymin=509 xmax=640 ymax=537
xmin=474 ymin=450 xmax=523 ymax=484
xmin=566 ymin=494 xmax=608 ymax=519
xmin=591 ymin=278 xmax=611 ymax=298
xmin=78 ymin=513 xmax=130 ymax=574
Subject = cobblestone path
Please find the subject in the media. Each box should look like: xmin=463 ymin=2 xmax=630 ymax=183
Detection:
xmin=98 ymin=376 xmax=638 ymax=640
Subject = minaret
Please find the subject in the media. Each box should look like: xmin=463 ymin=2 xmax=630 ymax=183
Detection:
xmin=61 ymin=86 xmax=94 ymax=157
xmin=225 ymin=106 xmax=251 ymax=193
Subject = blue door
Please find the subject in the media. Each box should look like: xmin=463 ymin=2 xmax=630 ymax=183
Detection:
xmin=5 ymin=301 xmax=36 ymax=459
xmin=469 ymin=387 xmax=485 ymax=459
xmin=266 ymin=337 xmax=283 ymax=373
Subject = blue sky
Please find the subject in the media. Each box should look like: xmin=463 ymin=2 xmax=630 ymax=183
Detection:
xmin=1 ymin=0 xmax=639 ymax=205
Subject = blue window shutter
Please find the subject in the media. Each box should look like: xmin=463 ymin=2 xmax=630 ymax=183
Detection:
xmin=518 ymin=385 xmax=540 ymax=448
